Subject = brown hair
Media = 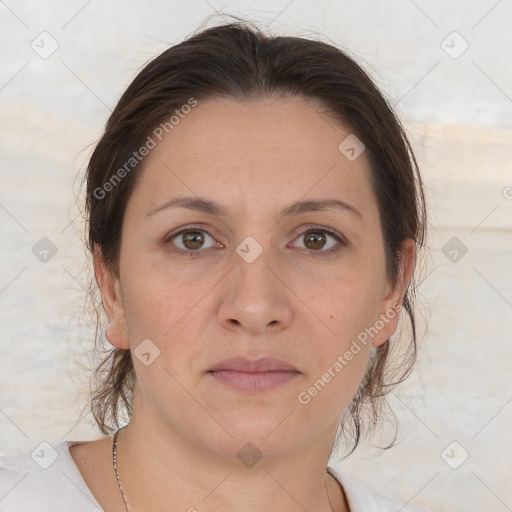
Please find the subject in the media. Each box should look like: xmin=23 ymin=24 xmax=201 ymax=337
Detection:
xmin=84 ymin=18 xmax=426 ymax=454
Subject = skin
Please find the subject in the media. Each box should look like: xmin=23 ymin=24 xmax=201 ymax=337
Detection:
xmin=70 ymin=96 xmax=415 ymax=512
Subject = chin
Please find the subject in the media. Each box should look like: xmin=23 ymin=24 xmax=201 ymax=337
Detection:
xmin=197 ymin=412 xmax=308 ymax=460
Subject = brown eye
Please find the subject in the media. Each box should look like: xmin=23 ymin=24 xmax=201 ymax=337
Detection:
xmin=182 ymin=231 xmax=205 ymax=250
xmin=304 ymin=231 xmax=327 ymax=250
xmin=169 ymin=229 xmax=218 ymax=253
xmin=291 ymin=226 xmax=346 ymax=256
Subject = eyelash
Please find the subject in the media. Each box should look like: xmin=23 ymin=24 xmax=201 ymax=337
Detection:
xmin=298 ymin=225 xmax=349 ymax=257
xmin=164 ymin=224 xmax=349 ymax=257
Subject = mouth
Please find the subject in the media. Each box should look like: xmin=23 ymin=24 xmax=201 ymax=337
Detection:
xmin=207 ymin=357 xmax=301 ymax=392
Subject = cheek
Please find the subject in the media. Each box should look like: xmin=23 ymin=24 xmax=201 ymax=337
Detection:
xmin=120 ymin=256 xmax=216 ymax=376
xmin=120 ymin=238 xmax=191 ymax=327
xmin=300 ymin=267 xmax=384 ymax=394
xmin=119 ymin=260 xmax=185 ymax=356
xmin=122 ymin=278 xmax=207 ymax=404
xmin=294 ymin=290 xmax=375 ymax=425
xmin=295 ymin=336 xmax=371 ymax=429
xmin=318 ymin=267 xmax=385 ymax=341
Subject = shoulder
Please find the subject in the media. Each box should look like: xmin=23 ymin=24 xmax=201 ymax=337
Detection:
xmin=0 ymin=440 xmax=102 ymax=512
xmin=327 ymin=466 xmax=428 ymax=512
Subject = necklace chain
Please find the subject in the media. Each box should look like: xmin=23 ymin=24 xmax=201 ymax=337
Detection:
xmin=112 ymin=429 xmax=130 ymax=511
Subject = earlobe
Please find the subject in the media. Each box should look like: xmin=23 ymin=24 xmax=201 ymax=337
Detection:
xmin=372 ymin=238 xmax=416 ymax=348
xmin=93 ymin=244 xmax=130 ymax=350
xmin=105 ymin=319 xmax=130 ymax=350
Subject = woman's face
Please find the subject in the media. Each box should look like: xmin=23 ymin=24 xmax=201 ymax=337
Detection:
xmin=99 ymin=96 xmax=413 ymax=459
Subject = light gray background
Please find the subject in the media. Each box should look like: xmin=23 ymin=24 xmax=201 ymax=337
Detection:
xmin=1 ymin=1 xmax=511 ymax=511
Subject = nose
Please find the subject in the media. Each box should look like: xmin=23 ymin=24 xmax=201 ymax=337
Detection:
xmin=217 ymin=247 xmax=293 ymax=336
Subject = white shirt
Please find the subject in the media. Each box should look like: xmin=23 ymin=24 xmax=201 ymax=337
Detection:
xmin=0 ymin=440 xmax=426 ymax=511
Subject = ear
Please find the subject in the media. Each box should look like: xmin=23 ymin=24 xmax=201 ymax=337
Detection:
xmin=93 ymin=244 xmax=130 ymax=350
xmin=372 ymin=238 xmax=416 ymax=348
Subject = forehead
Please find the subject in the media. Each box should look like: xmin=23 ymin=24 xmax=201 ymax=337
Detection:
xmin=128 ymin=96 xmax=376 ymax=218
xmin=155 ymin=96 xmax=353 ymax=165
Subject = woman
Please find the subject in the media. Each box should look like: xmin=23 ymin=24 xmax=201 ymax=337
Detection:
xmin=0 ymin=20 xmax=427 ymax=511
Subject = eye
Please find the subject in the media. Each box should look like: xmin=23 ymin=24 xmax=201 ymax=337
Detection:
xmin=165 ymin=226 xmax=222 ymax=255
xmin=164 ymin=224 xmax=348 ymax=257
xmin=291 ymin=225 xmax=348 ymax=255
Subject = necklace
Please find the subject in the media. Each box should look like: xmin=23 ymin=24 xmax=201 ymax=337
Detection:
xmin=112 ymin=430 xmax=130 ymax=511
xmin=112 ymin=429 xmax=338 ymax=512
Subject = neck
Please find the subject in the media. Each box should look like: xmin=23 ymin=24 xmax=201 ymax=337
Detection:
xmin=114 ymin=394 xmax=348 ymax=512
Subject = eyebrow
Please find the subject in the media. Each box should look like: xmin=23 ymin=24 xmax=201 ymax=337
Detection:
xmin=145 ymin=196 xmax=362 ymax=219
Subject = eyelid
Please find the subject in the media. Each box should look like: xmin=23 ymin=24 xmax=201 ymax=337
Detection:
xmin=163 ymin=223 xmax=223 ymax=255
xmin=294 ymin=224 xmax=349 ymax=243
xmin=163 ymin=223 xmax=215 ymax=243
xmin=291 ymin=224 xmax=351 ymax=252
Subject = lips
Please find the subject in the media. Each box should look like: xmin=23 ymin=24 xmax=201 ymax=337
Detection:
xmin=208 ymin=356 xmax=299 ymax=373
xmin=207 ymin=357 xmax=300 ymax=392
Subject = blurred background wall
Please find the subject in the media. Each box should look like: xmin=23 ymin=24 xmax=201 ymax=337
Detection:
xmin=1 ymin=1 xmax=511 ymax=510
